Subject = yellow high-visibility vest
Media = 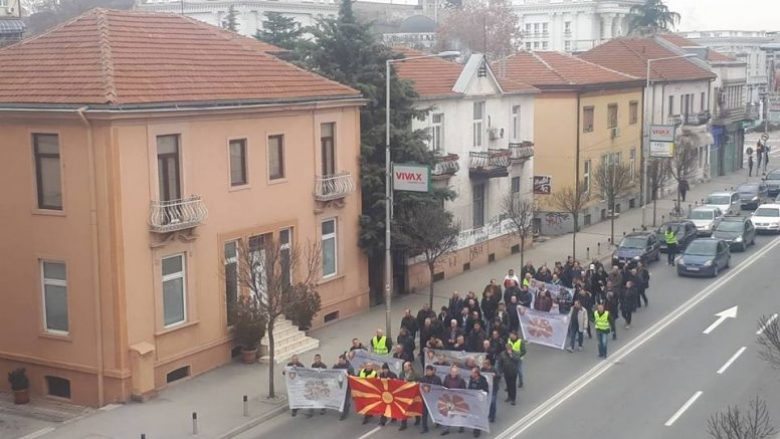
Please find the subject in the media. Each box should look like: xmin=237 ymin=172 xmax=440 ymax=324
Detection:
xmin=664 ymin=230 xmax=678 ymax=245
xmin=372 ymin=336 xmax=388 ymax=355
xmin=594 ymin=311 xmax=611 ymax=331
xmin=359 ymin=369 xmax=377 ymax=378
xmin=510 ymin=338 xmax=522 ymax=352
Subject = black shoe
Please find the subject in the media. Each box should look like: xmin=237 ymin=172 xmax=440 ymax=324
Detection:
xmin=489 ymin=418 xmax=495 ymax=423
xmin=399 ymin=425 xmax=407 ymax=431
xmin=518 ymin=382 xmax=524 ymax=388
xmin=320 ymin=409 xmax=326 ymax=415
xmin=340 ymin=415 xmax=347 ymax=421
xmin=422 ymin=428 xmax=429 ymax=434
xmin=291 ymin=410 xmax=298 ymax=417
xmin=362 ymin=417 xmax=370 ymax=425
xmin=510 ymin=401 xmax=516 ymax=406
xmin=441 ymin=430 xmax=450 ymax=436
xmin=505 ymin=398 xmax=512 ymax=403
xmin=415 ymin=418 xmax=421 ymax=426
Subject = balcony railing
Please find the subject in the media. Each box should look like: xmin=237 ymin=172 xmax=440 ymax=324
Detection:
xmin=683 ymin=111 xmax=711 ymax=126
xmin=149 ymin=195 xmax=208 ymax=233
xmin=469 ymin=149 xmax=510 ymax=178
xmin=432 ymin=153 xmax=460 ymax=179
xmin=509 ymin=141 xmax=534 ymax=163
xmin=713 ymin=105 xmax=759 ymax=124
xmin=314 ymin=172 xmax=355 ymax=202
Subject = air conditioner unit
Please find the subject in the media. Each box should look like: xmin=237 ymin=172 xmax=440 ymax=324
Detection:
xmin=7 ymin=7 xmax=15 ymax=14
xmin=488 ymin=127 xmax=503 ymax=141
xmin=610 ymin=127 xmax=620 ymax=139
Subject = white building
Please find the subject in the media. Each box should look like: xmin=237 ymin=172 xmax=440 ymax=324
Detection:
xmin=0 ymin=0 xmax=24 ymax=46
xmin=513 ymin=0 xmax=643 ymax=53
xmin=395 ymin=50 xmax=537 ymax=289
xmin=136 ymin=0 xmax=337 ymax=38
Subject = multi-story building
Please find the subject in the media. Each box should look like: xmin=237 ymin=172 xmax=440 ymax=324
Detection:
xmin=395 ymin=50 xmax=537 ymax=288
xmin=136 ymin=0 xmax=337 ymax=38
xmin=514 ymin=0 xmax=643 ymax=53
xmin=0 ymin=9 xmax=367 ymax=407
xmin=0 ymin=0 xmax=24 ymax=46
xmin=495 ymin=51 xmax=644 ymax=234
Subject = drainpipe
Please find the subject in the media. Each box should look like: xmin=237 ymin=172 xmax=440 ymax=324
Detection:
xmin=77 ymin=107 xmax=105 ymax=407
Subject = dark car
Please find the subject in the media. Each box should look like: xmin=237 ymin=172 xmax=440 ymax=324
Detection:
xmin=764 ymin=169 xmax=780 ymax=197
xmin=612 ymin=232 xmax=661 ymax=267
xmin=712 ymin=216 xmax=757 ymax=251
xmin=677 ymin=238 xmax=731 ymax=278
xmin=736 ymin=183 xmax=769 ymax=210
xmin=655 ymin=220 xmax=698 ymax=253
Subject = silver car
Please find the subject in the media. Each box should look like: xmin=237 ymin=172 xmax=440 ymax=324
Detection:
xmin=689 ymin=207 xmax=723 ymax=236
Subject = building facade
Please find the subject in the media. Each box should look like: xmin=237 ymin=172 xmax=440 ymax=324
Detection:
xmin=395 ymin=51 xmax=537 ymax=289
xmin=0 ymin=0 xmax=24 ymax=46
xmin=0 ymin=9 xmax=367 ymax=407
xmin=513 ymin=0 xmax=643 ymax=53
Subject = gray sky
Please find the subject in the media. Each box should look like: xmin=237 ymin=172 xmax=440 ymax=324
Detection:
xmin=666 ymin=0 xmax=780 ymax=32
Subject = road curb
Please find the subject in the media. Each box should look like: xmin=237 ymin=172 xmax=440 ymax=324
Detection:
xmin=216 ymin=405 xmax=287 ymax=439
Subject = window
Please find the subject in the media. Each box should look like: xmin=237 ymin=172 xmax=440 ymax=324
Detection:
xmin=564 ymin=21 xmax=571 ymax=35
xmin=249 ymin=234 xmax=269 ymax=300
xmin=280 ymin=228 xmax=292 ymax=286
xmin=511 ymin=176 xmax=521 ymax=193
xmin=668 ymin=95 xmax=675 ymax=116
xmin=583 ymin=160 xmax=591 ymax=193
xmin=525 ymin=23 xmax=532 ymax=34
xmin=224 ymin=241 xmax=238 ymax=326
xmin=431 ymin=114 xmax=444 ymax=152
xmin=321 ymin=220 xmax=337 ymax=277
xmin=33 ymin=134 xmax=62 ymax=210
xmin=472 ymin=101 xmax=485 ymax=147
xmin=511 ymin=106 xmax=521 ymax=140
xmin=630 ymin=148 xmax=637 ymax=180
xmin=157 ymin=135 xmax=181 ymax=202
xmin=41 ymin=261 xmax=68 ymax=333
xmin=229 ymin=139 xmax=247 ymax=186
xmin=542 ymin=41 xmax=549 ymax=50
xmin=583 ymin=106 xmax=594 ymax=133
xmin=46 ymin=376 xmax=71 ymax=399
xmin=472 ymin=183 xmax=485 ymax=228
xmin=533 ymin=23 xmax=539 ymax=35
xmin=542 ymin=22 xmax=548 ymax=36
xmin=533 ymin=41 xmax=540 ymax=49
xmin=629 ymin=101 xmax=638 ymax=124
xmin=268 ymin=135 xmax=285 ymax=180
xmin=525 ymin=42 xmax=532 ymax=50
xmin=321 ymin=123 xmax=335 ymax=176
xmin=700 ymin=92 xmax=706 ymax=112
xmin=607 ymin=104 xmax=618 ymax=129
xmin=162 ymin=254 xmax=186 ymax=327
xmin=564 ymin=40 xmax=571 ymax=52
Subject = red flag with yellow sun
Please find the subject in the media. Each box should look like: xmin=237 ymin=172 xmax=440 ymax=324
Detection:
xmin=348 ymin=377 xmax=423 ymax=419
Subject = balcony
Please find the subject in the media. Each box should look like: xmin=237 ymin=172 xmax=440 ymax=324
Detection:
xmin=314 ymin=172 xmax=355 ymax=202
xmin=149 ymin=195 xmax=208 ymax=233
xmin=683 ymin=110 xmax=711 ymax=126
xmin=432 ymin=153 xmax=460 ymax=180
xmin=712 ymin=105 xmax=758 ymax=125
xmin=509 ymin=141 xmax=534 ymax=163
xmin=469 ymin=149 xmax=510 ymax=179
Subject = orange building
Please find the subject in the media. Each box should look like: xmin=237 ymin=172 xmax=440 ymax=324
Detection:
xmin=0 ymin=9 xmax=367 ymax=407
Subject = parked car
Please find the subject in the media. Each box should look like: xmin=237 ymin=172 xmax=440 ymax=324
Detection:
xmin=689 ymin=207 xmax=723 ymax=236
xmin=711 ymin=216 xmax=756 ymax=251
xmin=612 ymin=231 xmax=661 ymax=267
xmin=703 ymin=191 xmax=740 ymax=215
xmin=751 ymin=204 xmax=780 ymax=233
xmin=677 ymin=238 xmax=731 ymax=278
xmin=655 ymin=220 xmax=698 ymax=253
xmin=763 ymin=169 xmax=780 ymax=197
xmin=735 ymin=182 xmax=769 ymax=210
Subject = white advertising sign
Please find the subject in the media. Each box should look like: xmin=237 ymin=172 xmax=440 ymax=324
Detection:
xmin=650 ymin=141 xmax=675 ymax=158
xmin=650 ymin=125 xmax=676 ymax=142
xmin=393 ymin=164 xmax=430 ymax=192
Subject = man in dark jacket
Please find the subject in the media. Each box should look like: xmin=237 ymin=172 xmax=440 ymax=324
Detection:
xmin=441 ymin=366 xmax=466 ymax=435
xmin=332 ymin=354 xmax=354 ymax=421
xmin=377 ymin=363 xmax=398 ymax=426
xmin=308 ymin=354 xmax=329 ymax=417
xmin=284 ymin=354 xmax=304 ymax=416
xmin=397 ymin=326 xmax=415 ymax=360
xmin=496 ymin=344 xmax=520 ymax=405
xmin=621 ymin=281 xmax=638 ymax=329
xmin=466 ymin=321 xmax=487 ymax=352
xmin=419 ymin=365 xmax=442 ymax=433
xmin=448 ymin=292 xmax=464 ymax=321
xmin=480 ymin=358 xmax=499 ymax=423
xmin=635 ymin=262 xmax=650 ymax=308
xmin=417 ymin=304 xmax=436 ymax=332
xmin=401 ymin=308 xmax=419 ymax=338
xmin=445 ymin=319 xmax=462 ymax=349
xmin=467 ymin=367 xmax=490 ymax=437
xmin=507 ymin=296 xmax=520 ymax=333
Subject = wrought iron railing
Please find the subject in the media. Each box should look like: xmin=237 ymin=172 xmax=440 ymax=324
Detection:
xmin=432 ymin=153 xmax=460 ymax=177
xmin=509 ymin=142 xmax=534 ymax=161
xmin=314 ymin=172 xmax=355 ymax=202
xmin=469 ymin=149 xmax=511 ymax=170
xmin=149 ymin=195 xmax=207 ymax=233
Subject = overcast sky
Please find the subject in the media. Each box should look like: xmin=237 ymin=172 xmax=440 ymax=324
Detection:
xmin=666 ymin=0 xmax=780 ymax=32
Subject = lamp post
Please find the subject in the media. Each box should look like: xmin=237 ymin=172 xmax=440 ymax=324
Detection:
xmin=384 ymin=50 xmax=459 ymax=339
xmin=642 ymin=53 xmax=697 ymax=228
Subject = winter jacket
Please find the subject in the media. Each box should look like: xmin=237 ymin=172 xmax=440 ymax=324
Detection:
xmin=442 ymin=374 xmax=466 ymax=389
xmin=496 ymin=350 xmax=520 ymax=377
xmin=468 ymin=374 xmax=490 ymax=393
xmin=569 ymin=307 xmax=588 ymax=332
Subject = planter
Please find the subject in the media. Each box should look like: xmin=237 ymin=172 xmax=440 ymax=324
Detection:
xmin=13 ymin=389 xmax=30 ymax=405
xmin=241 ymin=348 xmax=258 ymax=364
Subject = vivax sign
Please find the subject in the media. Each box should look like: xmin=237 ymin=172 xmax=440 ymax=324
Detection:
xmin=393 ymin=164 xmax=430 ymax=193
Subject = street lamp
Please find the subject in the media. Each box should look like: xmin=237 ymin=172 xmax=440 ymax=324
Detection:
xmin=641 ymin=53 xmax=698 ymax=228
xmin=384 ymin=50 xmax=460 ymax=339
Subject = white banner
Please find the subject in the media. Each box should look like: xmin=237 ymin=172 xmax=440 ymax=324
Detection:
xmin=393 ymin=164 xmax=430 ymax=192
xmin=423 ymin=348 xmax=487 ymax=370
xmin=285 ymin=367 xmax=348 ymax=412
xmin=517 ymin=306 xmax=569 ymax=350
xmin=347 ymin=349 xmax=404 ymax=376
xmin=429 ymin=365 xmax=495 ymax=398
xmin=420 ymin=384 xmax=490 ymax=432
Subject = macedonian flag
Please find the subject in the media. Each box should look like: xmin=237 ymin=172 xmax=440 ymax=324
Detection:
xmin=348 ymin=377 xmax=423 ymax=420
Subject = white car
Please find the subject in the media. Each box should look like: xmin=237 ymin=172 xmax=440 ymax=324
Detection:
xmin=704 ymin=191 xmax=740 ymax=216
xmin=751 ymin=204 xmax=780 ymax=233
xmin=689 ymin=207 xmax=723 ymax=236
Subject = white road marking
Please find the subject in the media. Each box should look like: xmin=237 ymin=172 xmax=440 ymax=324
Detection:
xmin=717 ymin=346 xmax=747 ymax=375
xmin=664 ymin=391 xmax=703 ymax=427
xmin=17 ymin=428 xmax=55 ymax=439
xmin=702 ymin=306 xmax=738 ymax=334
xmin=357 ymin=426 xmax=382 ymax=439
xmin=756 ymin=313 xmax=779 ymax=335
xmin=494 ymin=236 xmax=780 ymax=439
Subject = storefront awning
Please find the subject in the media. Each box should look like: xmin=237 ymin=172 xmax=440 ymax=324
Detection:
xmin=0 ymin=19 xmax=25 ymax=35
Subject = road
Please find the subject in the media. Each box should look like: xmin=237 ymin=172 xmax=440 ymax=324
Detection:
xmin=235 ymin=233 xmax=780 ymax=439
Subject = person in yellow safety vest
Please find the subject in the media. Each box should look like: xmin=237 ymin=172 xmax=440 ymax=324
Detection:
xmin=594 ymin=303 xmax=611 ymax=359
xmin=664 ymin=226 xmax=679 ymax=266
xmin=508 ymin=331 xmax=527 ymax=388
xmin=358 ymin=363 xmax=378 ymax=425
xmin=371 ymin=328 xmax=392 ymax=355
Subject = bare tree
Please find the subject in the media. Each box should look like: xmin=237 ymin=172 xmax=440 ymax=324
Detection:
xmin=669 ymin=133 xmax=699 ymax=215
xmin=235 ymin=235 xmax=321 ymax=399
xmin=757 ymin=314 xmax=780 ymax=370
xmin=436 ymin=0 xmax=520 ymax=59
xmin=707 ymin=396 xmax=777 ymax=439
xmin=502 ymin=191 xmax=536 ymax=270
xmin=395 ymin=204 xmax=460 ymax=308
xmin=550 ymin=180 xmax=590 ymax=259
xmin=594 ymin=161 xmax=635 ymax=245
xmin=648 ymin=158 xmax=671 ymax=226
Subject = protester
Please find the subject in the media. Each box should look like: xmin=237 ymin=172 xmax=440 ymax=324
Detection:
xmin=398 ymin=361 xmax=421 ymax=431
xmin=496 ymin=343 xmax=520 ymax=405
xmin=467 ymin=367 xmax=490 ymax=437
xmin=636 ymin=262 xmax=650 ymax=308
xmin=567 ymin=300 xmax=588 ymax=352
xmin=594 ymin=303 xmax=611 ymax=358
xmin=377 ymin=363 xmax=398 ymax=426
xmin=621 ymin=280 xmax=638 ymax=329
xmin=420 ymin=365 xmax=442 ymax=433
xmin=441 ymin=366 xmax=467 ymax=435
xmin=332 ymin=354 xmax=354 ymax=421
xmin=359 ymin=362 xmax=379 ymax=424
xmin=371 ymin=328 xmax=391 ymax=355
xmin=308 ymin=354 xmax=328 ymax=417
xmin=503 ymin=269 xmax=520 ymax=289
xmin=401 ymin=308 xmax=419 ymax=338
xmin=480 ymin=358 xmax=499 ymax=423
xmin=284 ymin=354 xmax=304 ymax=417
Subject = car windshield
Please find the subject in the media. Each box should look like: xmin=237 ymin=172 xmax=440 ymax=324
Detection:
xmin=754 ymin=208 xmax=780 ymax=218
xmin=690 ymin=210 xmax=714 ymax=220
xmin=685 ymin=241 xmax=717 ymax=256
xmin=767 ymin=172 xmax=780 ymax=180
xmin=706 ymin=195 xmax=731 ymax=205
xmin=620 ymin=237 xmax=647 ymax=249
xmin=737 ymin=185 xmax=758 ymax=194
xmin=716 ymin=221 xmax=743 ymax=232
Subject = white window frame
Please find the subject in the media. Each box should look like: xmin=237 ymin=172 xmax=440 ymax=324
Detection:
xmin=162 ymin=254 xmax=187 ymax=328
xmin=583 ymin=159 xmax=591 ymax=193
xmin=41 ymin=260 xmax=68 ymax=334
xmin=431 ymin=113 xmax=444 ymax=153
xmin=224 ymin=240 xmax=239 ymax=325
xmin=280 ymin=228 xmax=293 ymax=285
xmin=511 ymin=105 xmax=521 ymax=141
xmin=472 ymin=102 xmax=485 ymax=148
xmin=321 ymin=219 xmax=338 ymax=278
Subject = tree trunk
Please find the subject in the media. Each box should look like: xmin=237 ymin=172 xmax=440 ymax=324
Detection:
xmin=267 ymin=319 xmax=276 ymax=399
xmin=653 ymin=197 xmax=658 ymax=227
xmin=520 ymin=235 xmax=525 ymax=271
xmin=610 ymin=198 xmax=615 ymax=246
xmin=572 ymin=214 xmax=578 ymax=259
xmin=427 ymin=262 xmax=435 ymax=309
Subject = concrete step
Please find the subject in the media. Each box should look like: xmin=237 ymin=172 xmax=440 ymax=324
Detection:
xmin=260 ymin=324 xmax=299 ymax=343
xmin=259 ymin=318 xmax=319 ymax=364
xmin=260 ymin=337 xmax=320 ymax=364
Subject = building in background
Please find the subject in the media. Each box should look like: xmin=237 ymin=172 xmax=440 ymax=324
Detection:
xmin=761 ymin=42 xmax=780 ymax=124
xmin=395 ymin=49 xmax=537 ymax=289
xmin=514 ymin=0 xmax=643 ymax=53
xmin=495 ymin=51 xmax=644 ymax=235
xmin=381 ymin=14 xmax=437 ymax=50
xmin=0 ymin=9 xmax=366 ymax=407
xmin=0 ymin=0 xmax=24 ymax=46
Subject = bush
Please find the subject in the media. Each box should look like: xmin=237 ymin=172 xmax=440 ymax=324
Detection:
xmin=232 ymin=296 xmax=267 ymax=350
xmin=8 ymin=368 xmax=29 ymax=391
xmin=284 ymin=284 xmax=321 ymax=331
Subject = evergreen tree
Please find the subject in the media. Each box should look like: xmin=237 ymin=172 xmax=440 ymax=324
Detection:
xmin=221 ymin=5 xmax=239 ymax=33
xmin=627 ymin=0 xmax=681 ymax=36
xmin=300 ymin=0 xmax=453 ymax=303
xmin=255 ymin=12 xmax=303 ymax=50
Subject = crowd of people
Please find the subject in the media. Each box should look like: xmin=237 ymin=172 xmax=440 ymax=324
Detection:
xmin=285 ymin=256 xmax=653 ymax=435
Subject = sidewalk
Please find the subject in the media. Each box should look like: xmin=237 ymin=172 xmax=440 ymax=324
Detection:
xmin=12 ymin=167 xmax=755 ymax=439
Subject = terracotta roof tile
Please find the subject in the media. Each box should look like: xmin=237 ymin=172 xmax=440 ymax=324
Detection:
xmin=393 ymin=48 xmax=463 ymax=98
xmin=0 ymin=9 xmax=358 ymax=106
xmin=579 ymin=37 xmax=716 ymax=82
xmin=658 ymin=34 xmax=738 ymax=63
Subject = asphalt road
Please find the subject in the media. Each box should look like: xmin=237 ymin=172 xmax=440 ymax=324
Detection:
xmin=236 ymin=233 xmax=780 ymax=439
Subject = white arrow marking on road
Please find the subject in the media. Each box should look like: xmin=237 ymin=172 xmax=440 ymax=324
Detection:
xmin=703 ymin=306 xmax=738 ymax=334
xmin=756 ymin=313 xmax=779 ymax=335
xmin=665 ymin=391 xmax=703 ymax=427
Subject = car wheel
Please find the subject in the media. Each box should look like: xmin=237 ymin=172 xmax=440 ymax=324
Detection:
xmin=713 ymin=265 xmax=720 ymax=277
